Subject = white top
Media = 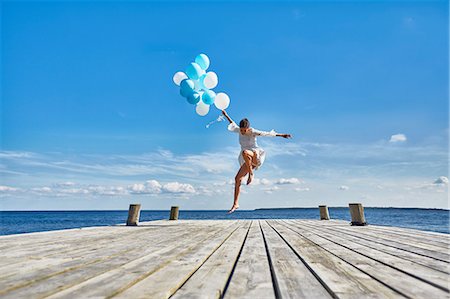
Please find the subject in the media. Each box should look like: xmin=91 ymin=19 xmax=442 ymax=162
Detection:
xmin=227 ymin=121 xmax=277 ymax=151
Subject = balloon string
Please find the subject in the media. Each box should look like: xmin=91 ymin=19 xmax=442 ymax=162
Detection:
xmin=206 ymin=115 xmax=225 ymax=128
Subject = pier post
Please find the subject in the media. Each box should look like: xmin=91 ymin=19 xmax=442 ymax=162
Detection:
xmin=319 ymin=205 xmax=330 ymax=220
xmin=126 ymin=204 xmax=141 ymax=226
xmin=349 ymin=203 xmax=367 ymax=226
xmin=169 ymin=206 xmax=179 ymax=220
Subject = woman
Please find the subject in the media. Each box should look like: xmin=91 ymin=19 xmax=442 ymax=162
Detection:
xmin=222 ymin=110 xmax=292 ymax=214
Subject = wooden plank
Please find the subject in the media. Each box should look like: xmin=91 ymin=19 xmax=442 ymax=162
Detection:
xmin=224 ymin=221 xmax=276 ymax=299
xmin=43 ymin=221 xmax=240 ymax=299
xmin=280 ymin=220 xmax=449 ymax=298
xmin=171 ymin=222 xmax=251 ymax=299
xmin=259 ymin=220 xmax=332 ymax=299
xmin=297 ymin=220 xmax=450 ymax=262
xmin=113 ymin=221 xmax=247 ymax=299
xmin=301 ymin=219 xmax=450 ymax=249
xmin=1 ymin=219 xmax=448 ymax=299
xmin=359 ymin=222 xmax=450 ymax=239
xmin=304 ymin=219 xmax=450 ymax=249
xmin=293 ymin=220 xmax=450 ymax=290
xmin=0 ymin=227 xmax=122 ymax=259
xmin=0 ymin=220 xmax=219 ymax=260
xmin=269 ymin=221 xmax=401 ymax=298
xmin=0 ymin=220 xmax=222 ymax=267
xmin=0 ymin=222 xmax=222 ymax=297
xmin=0 ymin=224 xmax=192 ymax=271
xmin=301 ymin=219 xmax=450 ymax=245
xmin=0 ymin=220 xmax=188 ymax=254
xmin=0 ymin=220 xmax=201 ymax=259
xmin=1 ymin=221 xmax=237 ymax=299
xmin=296 ymin=221 xmax=450 ymax=273
xmin=0 ymin=222 xmax=213 ymax=289
xmin=0 ymin=224 xmax=166 ymax=265
xmin=352 ymin=225 xmax=450 ymax=248
xmin=0 ymin=221 xmax=223 ymax=279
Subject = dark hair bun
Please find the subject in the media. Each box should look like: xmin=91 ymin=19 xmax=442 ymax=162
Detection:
xmin=239 ymin=118 xmax=250 ymax=128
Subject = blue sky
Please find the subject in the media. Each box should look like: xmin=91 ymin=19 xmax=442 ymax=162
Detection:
xmin=1 ymin=0 xmax=448 ymax=210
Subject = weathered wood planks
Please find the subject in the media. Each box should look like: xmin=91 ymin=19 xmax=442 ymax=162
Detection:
xmin=0 ymin=219 xmax=448 ymax=299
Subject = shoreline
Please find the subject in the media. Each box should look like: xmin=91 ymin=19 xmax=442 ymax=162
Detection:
xmin=1 ymin=206 xmax=449 ymax=212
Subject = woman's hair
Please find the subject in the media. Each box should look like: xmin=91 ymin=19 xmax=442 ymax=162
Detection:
xmin=239 ymin=118 xmax=250 ymax=128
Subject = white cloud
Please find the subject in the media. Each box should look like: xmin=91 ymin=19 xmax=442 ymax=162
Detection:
xmin=102 ymin=180 xmax=195 ymax=195
xmin=146 ymin=180 xmax=163 ymax=192
xmin=162 ymin=182 xmax=195 ymax=194
xmin=54 ymin=181 xmax=76 ymax=187
xmin=59 ymin=188 xmax=90 ymax=195
xmin=339 ymin=185 xmax=349 ymax=191
xmin=0 ymin=149 xmax=237 ymax=181
xmin=263 ymin=186 xmax=279 ymax=194
xmin=259 ymin=140 xmax=307 ymax=157
xmin=389 ymin=134 xmax=407 ymax=143
xmin=294 ymin=187 xmax=310 ymax=192
xmin=276 ymin=178 xmax=302 ymax=185
xmin=32 ymin=186 xmax=52 ymax=193
xmin=89 ymin=185 xmax=127 ymax=196
xmin=0 ymin=151 xmax=35 ymax=159
xmin=434 ymin=176 xmax=449 ymax=185
xmin=127 ymin=180 xmax=162 ymax=194
xmin=250 ymin=178 xmax=272 ymax=186
xmin=260 ymin=178 xmax=272 ymax=185
xmin=128 ymin=183 xmax=150 ymax=194
xmin=413 ymin=177 xmax=449 ymax=191
xmin=0 ymin=179 xmax=195 ymax=198
xmin=0 ymin=185 xmax=19 ymax=192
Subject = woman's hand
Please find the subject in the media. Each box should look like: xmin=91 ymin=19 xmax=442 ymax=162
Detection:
xmin=279 ymin=133 xmax=292 ymax=139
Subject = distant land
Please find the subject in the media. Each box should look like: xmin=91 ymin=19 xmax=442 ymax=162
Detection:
xmin=254 ymin=207 xmax=450 ymax=211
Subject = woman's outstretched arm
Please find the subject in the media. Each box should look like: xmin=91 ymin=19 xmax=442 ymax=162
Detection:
xmin=253 ymin=128 xmax=292 ymax=139
xmin=222 ymin=110 xmax=234 ymax=124
xmin=275 ymin=133 xmax=292 ymax=139
xmin=222 ymin=110 xmax=240 ymax=133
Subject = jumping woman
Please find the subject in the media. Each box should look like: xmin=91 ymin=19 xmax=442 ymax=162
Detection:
xmin=221 ymin=110 xmax=292 ymax=214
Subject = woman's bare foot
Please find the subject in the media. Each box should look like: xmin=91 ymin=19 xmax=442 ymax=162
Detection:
xmin=227 ymin=204 xmax=239 ymax=214
xmin=247 ymin=172 xmax=254 ymax=185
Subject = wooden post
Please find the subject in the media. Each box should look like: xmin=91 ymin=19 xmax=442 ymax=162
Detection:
xmin=349 ymin=203 xmax=367 ymax=226
xmin=126 ymin=204 xmax=141 ymax=226
xmin=169 ymin=206 xmax=179 ymax=220
xmin=319 ymin=205 xmax=330 ymax=220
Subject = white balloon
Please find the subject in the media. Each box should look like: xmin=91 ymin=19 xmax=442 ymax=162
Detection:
xmin=173 ymin=71 xmax=188 ymax=86
xmin=214 ymin=92 xmax=230 ymax=110
xmin=203 ymin=71 xmax=218 ymax=89
xmin=196 ymin=101 xmax=210 ymax=116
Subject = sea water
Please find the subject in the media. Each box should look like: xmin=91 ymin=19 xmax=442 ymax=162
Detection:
xmin=0 ymin=208 xmax=448 ymax=236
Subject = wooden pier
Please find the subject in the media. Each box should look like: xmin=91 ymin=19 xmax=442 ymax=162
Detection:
xmin=0 ymin=219 xmax=449 ymax=298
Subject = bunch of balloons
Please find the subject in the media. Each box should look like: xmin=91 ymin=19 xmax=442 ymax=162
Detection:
xmin=173 ymin=53 xmax=231 ymax=116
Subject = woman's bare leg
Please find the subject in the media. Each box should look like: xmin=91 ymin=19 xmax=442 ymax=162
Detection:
xmin=228 ymin=164 xmax=248 ymax=213
xmin=242 ymin=150 xmax=258 ymax=185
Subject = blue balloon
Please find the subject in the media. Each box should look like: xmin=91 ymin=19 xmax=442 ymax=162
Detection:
xmin=187 ymin=92 xmax=201 ymax=105
xmin=195 ymin=54 xmax=210 ymax=70
xmin=186 ymin=62 xmax=203 ymax=80
xmin=180 ymin=79 xmax=195 ymax=97
xmin=199 ymin=74 xmax=207 ymax=90
xmin=202 ymin=89 xmax=216 ymax=105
